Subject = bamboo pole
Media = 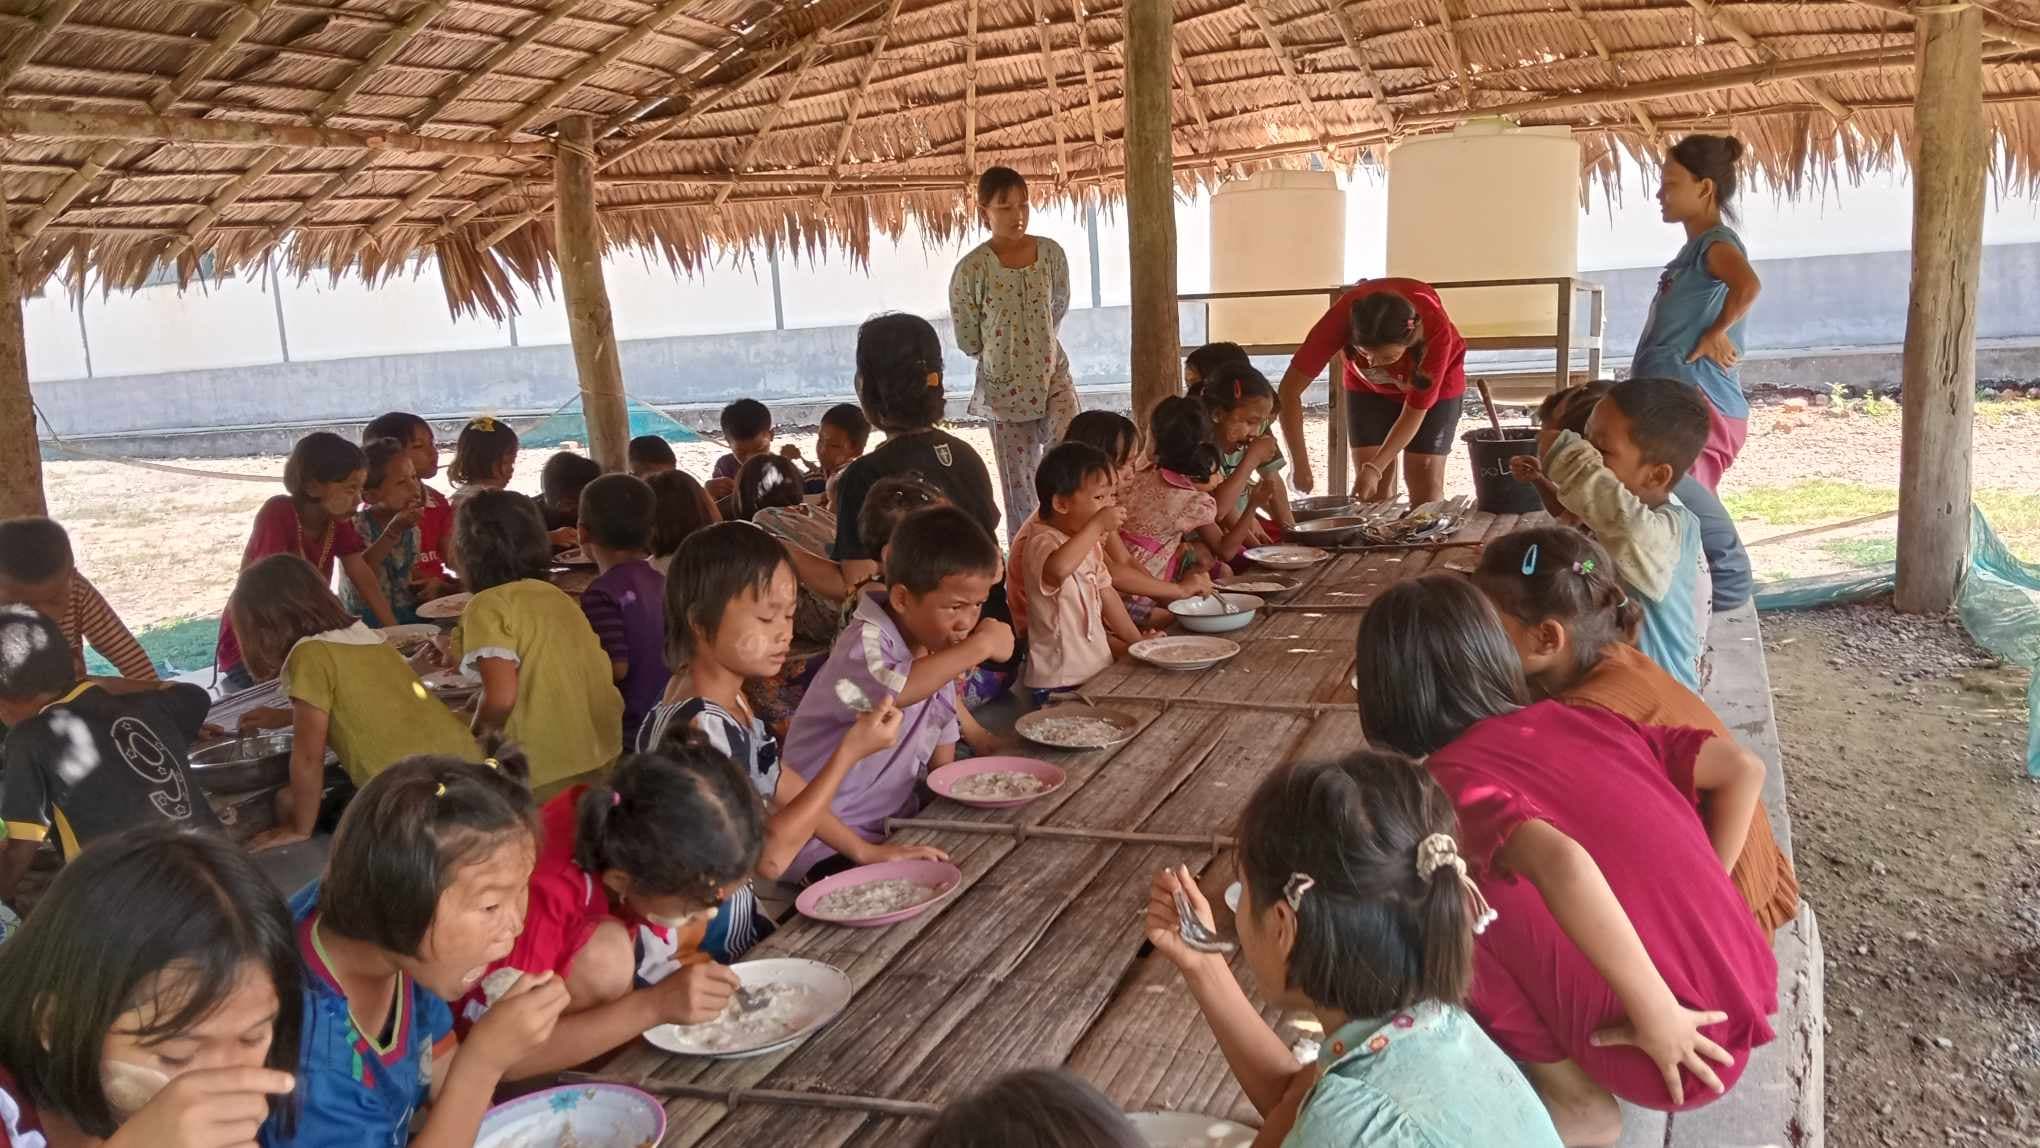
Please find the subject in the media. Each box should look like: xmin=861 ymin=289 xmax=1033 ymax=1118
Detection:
xmin=1895 ymin=4 xmax=1984 ymax=613
xmin=0 ymin=182 xmax=45 ymax=519
xmin=1124 ymin=0 xmax=1179 ymax=423
xmin=559 ymin=1075 xmax=945 ymax=1118
xmin=888 ymin=819 xmax=1236 ymax=849
xmin=0 ymin=108 xmax=553 ymax=159
xmin=554 ymin=116 xmax=631 ymax=473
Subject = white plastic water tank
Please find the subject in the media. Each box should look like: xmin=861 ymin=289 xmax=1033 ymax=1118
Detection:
xmin=1207 ymin=169 xmax=1346 ymax=347
xmin=1385 ymin=120 xmax=1580 ymax=338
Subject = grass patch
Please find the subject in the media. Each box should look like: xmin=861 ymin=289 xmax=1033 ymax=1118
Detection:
xmin=1723 ymin=480 xmax=1897 ymax=526
xmin=83 ymin=615 xmax=220 ymax=678
xmin=1818 ymin=537 xmax=1899 ymax=567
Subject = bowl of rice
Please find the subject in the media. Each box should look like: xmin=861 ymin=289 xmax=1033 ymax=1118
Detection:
xmin=796 ymin=858 xmax=963 ymax=927
xmin=1125 ymin=1112 xmax=1257 ymax=1147
xmin=474 ymin=1083 xmax=665 ymax=1148
xmin=927 ymin=757 xmax=1066 ymax=809
xmin=1167 ymin=592 xmax=1263 ymax=634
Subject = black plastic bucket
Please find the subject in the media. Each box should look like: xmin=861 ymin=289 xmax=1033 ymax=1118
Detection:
xmin=1462 ymin=428 xmax=1544 ymax=515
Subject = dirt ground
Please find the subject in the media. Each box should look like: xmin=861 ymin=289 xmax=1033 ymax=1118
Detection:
xmin=1767 ymin=605 xmax=2039 ymax=1146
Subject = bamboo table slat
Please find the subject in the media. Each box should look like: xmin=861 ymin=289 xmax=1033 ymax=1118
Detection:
xmin=606 ymin=515 xmax=1536 ymax=1144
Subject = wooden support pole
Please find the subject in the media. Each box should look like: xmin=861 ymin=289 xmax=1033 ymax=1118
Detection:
xmin=1124 ymin=0 xmax=1179 ymax=422
xmin=553 ymin=116 xmax=630 ymax=473
xmin=0 ymin=183 xmax=46 ymax=519
xmin=1895 ymin=4 xmax=1984 ymax=613
xmin=0 ymin=108 xmax=553 ymax=159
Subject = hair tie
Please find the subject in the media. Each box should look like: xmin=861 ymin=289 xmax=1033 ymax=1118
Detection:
xmin=1415 ymin=833 xmax=1498 ymax=935
xmin=434 ymin=782 xmax=447 ymax=798
xmin=1571 ymin=559 xmax=1597 ymax=576
xmin=1283 ymin=873 xmax=1315 ymax=912
xmin=1520 ymin=543 xmax=1540 ymax=576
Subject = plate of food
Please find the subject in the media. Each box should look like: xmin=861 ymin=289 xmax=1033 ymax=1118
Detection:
xmin=552 ymin=547 xmax=595 ymax=568
xmin=421 ymin=666 xmax=482 ymax=696
xmin=641 ymin=958 xmax=852 ymax=1059
xmin=1130 ymin=636 xmax=1241 ymax=672
xmin=1014 ymin=705 xmax=1142 ymax=751
xmin=415 ymin=592 xmax=472 ymax=621
xmin=1242 ymin=545 xmax=1329 ymax=570
xmin=376 ymin=623 xmax=440 ymax=652
xmin=796 ymin=858 xmax=963 ymax=927
xmin=927 ymin=757 xmax=1066 ymax=808
xmin=1213 ymin=574 xmax=1297 ymax=597
xmin=474 ymin=1083 xmax=665 ymax=1148
xmin=1126 ymin=1111 xmax=1258 ymax=1147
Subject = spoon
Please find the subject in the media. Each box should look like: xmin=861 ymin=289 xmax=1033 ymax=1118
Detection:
xmin=1173 ymin=887 xmax=1236 ymax=955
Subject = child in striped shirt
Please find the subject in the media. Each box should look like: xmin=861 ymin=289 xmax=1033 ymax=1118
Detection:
xmin=0 ymin=517 xmax=155 ymax=682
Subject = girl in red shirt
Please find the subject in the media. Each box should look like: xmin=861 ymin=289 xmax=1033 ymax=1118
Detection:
xmin=1278 ymin=279 xmax=1467 ymax=505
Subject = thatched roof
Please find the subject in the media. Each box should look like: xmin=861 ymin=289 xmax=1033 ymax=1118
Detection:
xmin=3 ymin=0 xmax=2039 ymax=316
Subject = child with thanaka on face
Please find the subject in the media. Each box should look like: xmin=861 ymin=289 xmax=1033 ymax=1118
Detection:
xmin=1354 ymin=575 xmax=1776 ymax=1143
xmin=451 ymin=742 xmax=765 ymax=1078
xmin=362 ymin=411 xmax=457 ymax=595
xmin=1060 ymin=411 xmax=1215 ymax=625
xmin=229 ymin=555 xmax=478 ymax=852
xmin=263 ymin=750 xmax=571 ymax=1148
xmin=0 ymin=827 xmax=302 ymax=1148
xmin=708 ymin=399 xmax=776 ymax=503
xmin=0 ymin=607 xmax=223 ymax=904
xmin=780 ymin=505 xmax=1006 ymax=885
xmin=0 ymin=516 xmax=156 ymax=683
xmin=1471 ymin=528 xmax=1800 ymax=938
xmin=1148 ymin=753 xmax=1563 ymax=1146
xmin=345 ymin=436 xmax=429 ymax=624
xmin=575 ymin=474 xmax=670 ymax=745
xmin=1010 ymin=444 xmax=1158 ymax=700
xmin=636 ymin=523 xmax=928 ymax=957
xmin=1116 ymin=396 xmax=1259 ymax=588
xmin=1196 ymin=362 xmax=1295 ymax=541
xmin=1523 ymin=377 xmax=1714 ymax=690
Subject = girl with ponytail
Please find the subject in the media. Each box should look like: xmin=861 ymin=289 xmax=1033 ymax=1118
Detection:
xmin=448 ymin=741 xmax=765 ymax=1079
xmin=1146 ymin=752 xmax=1561 ymax=1146
xmin=1473 ymin=527 xmax=1799 ymax=937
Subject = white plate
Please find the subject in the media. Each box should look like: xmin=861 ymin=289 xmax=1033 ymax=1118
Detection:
xmin=641 ymin=958 xmax=851 ymax=1059
xmin=422 ymin=667 xmax=481 ymax=693
xmin=1126 ymin=1111 xmax=1258 ymax=1148
xmin=475 ymin=1084 xmax=665 ymax=1148
xmin=1014 ymin=705 xmax=1141 ymax=750
xmin=376 ymin=623 xmax=439 ymax=647
xmin=1130 ymin=635 xmax=1241 ymax=671
xmin=1242 ymin=545 xmax=1329 ymax=570
xmin=415 ymin=592 xmax=472 ymax=620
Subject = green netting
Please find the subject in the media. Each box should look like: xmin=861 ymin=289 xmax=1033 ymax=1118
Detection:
xmin=515 ymin=394 xmax=702 ymax=449
xmin=1753 ymin=508 xmax=2040 ymax=774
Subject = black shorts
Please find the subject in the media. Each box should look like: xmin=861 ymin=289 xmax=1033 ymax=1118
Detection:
xmin=1343 ymin=389 xmax=1465 ymax=457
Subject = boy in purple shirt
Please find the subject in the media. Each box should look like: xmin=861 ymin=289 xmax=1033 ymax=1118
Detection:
xmin=782 ymin=505 xmax=1013 ymax=884
xmin=577 ymin=475 xmax=670 ymax=743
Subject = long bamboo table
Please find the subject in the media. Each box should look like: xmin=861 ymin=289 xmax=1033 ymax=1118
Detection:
xmin=595 ymin=511 xmax=1532 ymax=1144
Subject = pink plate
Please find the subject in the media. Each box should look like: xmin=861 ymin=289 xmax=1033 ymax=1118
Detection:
xmin=926 ymin=756 xmax=1067 ymax=809
xmin=795 ymin=859 xmax=963 ymax=928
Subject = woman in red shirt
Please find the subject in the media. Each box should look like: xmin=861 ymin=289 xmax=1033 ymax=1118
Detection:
xmin=1277 ymin=278 xmax=1467 ymax=504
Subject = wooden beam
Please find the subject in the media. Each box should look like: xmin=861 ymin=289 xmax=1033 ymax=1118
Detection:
xmin=1240 ymin=0 xmax=1336 ymax=153
xmin=1558 ymin=0 xmax=1656 ymax=140
xmin=1432 ymin=0 xmax=1475 ymax=108
xmin=1170 ymin=42 xmax=1215 ymax=153
xmin=819 ymin=0 xmax=905 ymax=201
xmin=1845 ymin=0 xmax=2040 ymax=49
xmin=715 ymin=38 xmax=825 ymax=210
xmin=964 ymin=0 xmax=980 ymax=182
xmin=1319 ymin=0 xmax=1397 ymax=133
xmin=554 ymin=115 xmax=630 ymax=473
xmin=1071 ymin=0 xmax=1109 ymax=159
xmin=1895 ymin=4 xmax=1984 ymax=613
xmin=1125 ymin=0 xmax=1178 ymax=422
xmin=1680 ymin=0 xmax=1853 ymax=121
xmin=0 ymin=0 xmax=86 ymax=93
xmin=0 ymin=181 xmax=43 ymax=519
xmin=0 ymin=107 xmax=553 ymax=158
xmin=1033 ymin=0 xmax=1069 ymax=179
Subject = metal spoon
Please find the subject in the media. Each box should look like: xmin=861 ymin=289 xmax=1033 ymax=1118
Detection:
xmin=1173 ymin=887 xmax=1236 ymax=955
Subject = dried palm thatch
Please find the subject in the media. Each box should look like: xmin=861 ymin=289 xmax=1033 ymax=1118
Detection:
xmin=3 ymin=0 xmax=2038 ymax=318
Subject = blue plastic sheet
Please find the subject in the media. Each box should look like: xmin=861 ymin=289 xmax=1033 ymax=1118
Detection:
xmin=1754 ymin=508 xmax=2040 ymax=775
xmin=517 ymin=395 xmax=702 ymax=448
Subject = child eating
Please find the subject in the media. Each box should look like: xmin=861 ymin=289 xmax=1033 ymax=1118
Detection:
xmin=1472 ymin=528 xmax=1799 ymax=937
xmin=1118 ymin=396 xmax=1255 ymax=582
xmin=453 ymin=744 xmax=760 ymax=1077
xmin=230 ymin=555 xmax=478 ymax=852
xmin=1148 ymin=753 xmax=1562 ymax=1145
xmin=709 ymin=398 xmax=775 ymax=502
xmin=812 ymin=402 xmax=872 ymax=502
xmin=453 ymin=490 xmax=623 ymax=789
xmin=0 ymin=607 xmax=222 ymax=904
xmin=1061 ymin=411 xmax=1211 ymax=626
xmin=267 ymin=750 xmax=571 ymax=1148
xmin=346 ymin=436 xmax=428 ymax=624
xmin=781 ymin=504 xmax=1008 ymax=884
xmin=575 ymin=474 xmax=668 ymax=744
xmin=0 ymin=827 xmax=300 ymax=1148
xmin=0 ymin=516 xmax=155 ymax=682
xmin=741 ymin=454 xmax=843 ymax=646
xmin=1183 ymin=340 xmax=1250 ymax=392
xmin=628 ymin=433 xmax=678 ymax=481
xmin=1010 ymin=443 xmax=1153 ymax=701
xmin=637 ymin=522 xmax=924 ymax=958
xmin=1537 ymin=377 xmax=1713 ymax=689
xmin=446 ymin=415 xmax=518 ymax=512
xmin=538 ymin=450 xmax=601 ymax=546
xmin=362 ymin=411 xmax=455 ymax=593
xmin=1354 ymin=575 xmax=1777 ymax=1141
xmin=646 ymin=469 xmax=720 ymax=576
xmin=1197 ymin=363 xmax=1294 ymax=539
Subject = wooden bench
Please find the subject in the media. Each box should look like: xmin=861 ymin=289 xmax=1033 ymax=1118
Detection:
xmin=1617 ymin=600 xmax=1826 ymax=1148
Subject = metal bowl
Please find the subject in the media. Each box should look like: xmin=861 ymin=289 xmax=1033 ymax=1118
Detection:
xmin=1167 ymin=592 xmax=1264 ymax=634
xmin=1287 ymin=515 xmax=1372 ymax=546
xmin=1290 ymin=495 xmax=1356 ymax=523
xmin=188 ymin=733 xmax=297 ymax=793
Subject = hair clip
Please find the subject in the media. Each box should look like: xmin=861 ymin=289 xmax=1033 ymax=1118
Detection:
xmin=1571 ymin=559 xmax=1597 ymax=576
xmin=483 ymin=757 xmax=501 ymax=771
xmin=1283 ymin=872 xmax=1316 ymax=912
xmin=434 ymin=782 xmax=448 ymax=798
xmin=469 ymin=416 xmax=498 ymax=431
xmin=1414 ymin=833 xmax=1498 ymax=935
xmin=1520 ymin=543 xmax=1540 ymax=576
xmin=611 ymin=791 xmax=622 ymax=808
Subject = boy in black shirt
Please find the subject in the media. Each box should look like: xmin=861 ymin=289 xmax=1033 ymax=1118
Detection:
xmin=0 ymin=606 xmax=222 ymax=904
